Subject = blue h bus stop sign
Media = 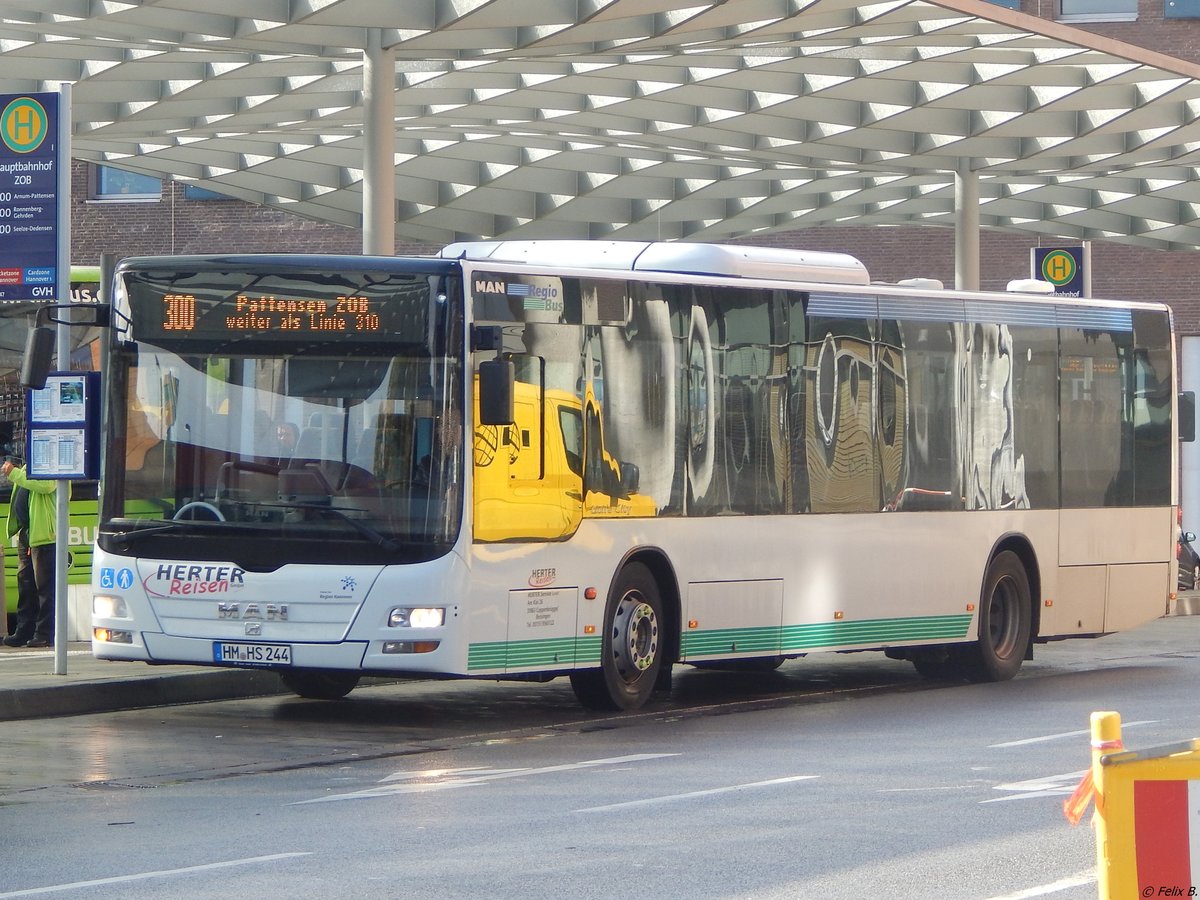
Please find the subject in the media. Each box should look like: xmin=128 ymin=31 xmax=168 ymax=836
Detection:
xmin=1032 ymin=246 xmax=1086 ymax=297
xmin=0 ymin=91 xmax=60 ymax=302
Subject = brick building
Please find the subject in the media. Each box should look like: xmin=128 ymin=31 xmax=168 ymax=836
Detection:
xmin=70 ymin=1 xmax=1200 ymax=329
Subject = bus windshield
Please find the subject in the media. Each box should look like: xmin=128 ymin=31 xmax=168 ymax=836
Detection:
xmin=98 ymin=262 xmax=465 ymax=568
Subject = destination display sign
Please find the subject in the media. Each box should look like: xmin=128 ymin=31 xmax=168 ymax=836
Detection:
xmin=122 ymin=268 xmax=437 ymax=343
xmin=161 ymin=292 xmax=382 ymax=334
xmin=0 ymin=92 xmax=59 ymax=301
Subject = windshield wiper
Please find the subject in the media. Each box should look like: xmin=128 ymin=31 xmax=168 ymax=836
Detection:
xmin=284 ymin=502 xmax=401 ymax=553
xmin=105 ymin=521 xmax=194 ymax=546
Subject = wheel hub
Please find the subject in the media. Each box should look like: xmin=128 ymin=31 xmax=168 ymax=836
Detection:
xmin=614 ymin=597 xmax=658 ymax=679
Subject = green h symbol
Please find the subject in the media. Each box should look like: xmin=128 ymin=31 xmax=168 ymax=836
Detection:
xmin=2 ymin=97 xmax=48 ymax=153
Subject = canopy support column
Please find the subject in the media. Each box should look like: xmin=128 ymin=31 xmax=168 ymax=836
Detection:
xmin=362 ymin=29 xmax=395 ymax=256
xmin=954 ymin=161 xmax=980 ymax=291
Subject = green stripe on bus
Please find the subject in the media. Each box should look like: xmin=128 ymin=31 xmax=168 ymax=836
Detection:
xmin=468 ymin=634 xmax=603 ymax=670
xmin=683 ymin=627 xmax=781 ymax=655
xmin=682 ymin=614 xmax=973 ymax=657
xmin=469 ymin=614 xmax=972 ymax=669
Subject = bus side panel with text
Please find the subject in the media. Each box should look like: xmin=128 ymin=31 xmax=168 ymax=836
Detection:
xmin=90 ymin=244 xmax=1178 ymax=709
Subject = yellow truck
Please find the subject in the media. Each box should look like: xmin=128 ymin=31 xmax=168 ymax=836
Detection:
xmin=473 ymin=379 xmax=655 ymax=542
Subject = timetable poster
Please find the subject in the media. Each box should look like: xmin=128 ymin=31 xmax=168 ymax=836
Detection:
xmin=27 ymin=371 xmax=100 ymax=479
xmin=29 ymin=428 xmax=86 ymax=477
xmin=30 ymin=373 xmax=87 ymax=424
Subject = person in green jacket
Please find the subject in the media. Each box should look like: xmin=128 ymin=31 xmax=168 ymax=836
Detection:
xmin=2 ymin=460 xmax=67 ymax=648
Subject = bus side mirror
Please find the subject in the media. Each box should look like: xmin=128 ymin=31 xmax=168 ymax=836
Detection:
xmin=619 ymin=461 xmax=640 ymax=494
xmin=20 ymin=326 xmax=55 ymax=390
xmin=1180 ymin=391 xmax=1195 ymax=443
xmin=478 ymin=358 xmax=515 ymax=426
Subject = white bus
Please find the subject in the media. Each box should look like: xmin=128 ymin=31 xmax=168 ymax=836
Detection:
xmin=90 ymin=241 xmax=1183 ymax=710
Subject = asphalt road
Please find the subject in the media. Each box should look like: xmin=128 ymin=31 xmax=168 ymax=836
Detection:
xmin=2 ymin=615 xmax=1198 ymax=899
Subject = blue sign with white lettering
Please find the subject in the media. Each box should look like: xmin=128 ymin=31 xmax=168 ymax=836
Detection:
xmin=0 ymin=92 xmax=60 ymax=301
xmin=1032 ymin=246 xmax=1086 ymax=297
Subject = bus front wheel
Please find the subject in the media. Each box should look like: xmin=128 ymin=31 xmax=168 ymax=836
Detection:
xmin=959 ymin=551 xmax=1031 ymax=683
xmin=570 ymin=562 xmax=663 ymax=711
xmin=280 ymin=670 xmax=360 ymax=700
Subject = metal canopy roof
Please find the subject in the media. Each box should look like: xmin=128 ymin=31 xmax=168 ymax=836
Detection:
xmin=5 ymin=0 xmax=1200 ymax=249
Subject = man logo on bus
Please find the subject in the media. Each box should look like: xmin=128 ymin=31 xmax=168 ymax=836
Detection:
xmin=1040 ymin=249 xmax=1078 ymax=287
xmin=1 ymin=97 xmax=49 ymax=154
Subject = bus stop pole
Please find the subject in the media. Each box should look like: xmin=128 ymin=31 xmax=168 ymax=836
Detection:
xmin=53 ymin=83 xmax=71 ymax=676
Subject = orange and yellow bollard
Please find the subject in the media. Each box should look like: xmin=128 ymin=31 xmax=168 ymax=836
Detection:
xmin=1065 ymin=711 xmax=1200 ymax=898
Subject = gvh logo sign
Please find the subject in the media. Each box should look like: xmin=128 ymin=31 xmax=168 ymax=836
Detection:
xmin=1032 ymin=246 xmax=1085 ymax=297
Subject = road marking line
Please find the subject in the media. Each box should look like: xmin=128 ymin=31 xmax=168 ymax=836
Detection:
xmin=0 ymin=852 xmax=311 ymax=898
xmin=982 ymin=770 xmax=1088 ymax=803
xmin=297 ymin=753 xmax=679 ymax=804
xmin=988 ymin=720 xmax=1155 ymax=748
xmin=983 ymin=871 xmax=1095 ymax=899
xmin=379 ymin=766 xmax=528 ymax=783
xmin=575 ymin=775 xmax=819 ymax=813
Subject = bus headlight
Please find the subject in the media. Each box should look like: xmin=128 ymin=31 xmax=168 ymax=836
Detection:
xmin=93 ymin=595 xmax=129 ymax=618
xmin=94 ymin=627 xmax=133 ymax=644
xmin=388 ymin=607 xmax=445 ymax=628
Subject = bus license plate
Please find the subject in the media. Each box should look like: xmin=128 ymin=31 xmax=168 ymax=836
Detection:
xmin=213 ymin=641 xmax=292 ymax=666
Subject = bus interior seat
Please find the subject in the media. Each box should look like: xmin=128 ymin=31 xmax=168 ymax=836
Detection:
xmin=293 ymin=412 xmax=334 ymax=460
xmin=351 ymin=427 xmax=378 ymax=473
xmin=292 ymin=412 xmax=361 ymax=490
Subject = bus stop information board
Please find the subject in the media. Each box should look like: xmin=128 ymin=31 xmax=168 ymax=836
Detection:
xmin=0 ymin=92 xmax=59 ymax=302
xmin=26 ymin=372 xmax=101 ymax=480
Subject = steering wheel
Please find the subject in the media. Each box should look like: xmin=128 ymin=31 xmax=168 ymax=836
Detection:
xmin=173 ymin=501 xmax=226 ymax=522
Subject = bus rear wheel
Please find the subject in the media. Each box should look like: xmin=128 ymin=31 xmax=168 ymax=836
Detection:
xmin=958 ymin=551 xmax=1031 ymax=683
xmin=570 ymin=562 xmax=663 ymax=711
xmin=280 ymin=670 xmax=361 ymax=700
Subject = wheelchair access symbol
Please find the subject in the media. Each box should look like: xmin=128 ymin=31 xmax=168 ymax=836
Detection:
xmin=100 ymin=567 xmax=135 ymax=590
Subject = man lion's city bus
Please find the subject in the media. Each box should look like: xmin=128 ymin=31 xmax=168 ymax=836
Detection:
xmin=1 ymin=265 xmax=105 ymax=632
xmin=90 ymin=242 xmax=1183 ymax=710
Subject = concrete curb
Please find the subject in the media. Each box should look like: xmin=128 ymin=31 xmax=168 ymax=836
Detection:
xmin=0 ymin=668 xmax=289 ymax=722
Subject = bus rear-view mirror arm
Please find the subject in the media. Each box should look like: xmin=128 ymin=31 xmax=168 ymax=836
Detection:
xmin=20 ymin=303 xmax=112 ymax=390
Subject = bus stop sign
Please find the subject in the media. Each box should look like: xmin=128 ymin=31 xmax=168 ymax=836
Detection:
xmin=1032 ymin=246 xmax=1085 ymax=297
xmin=0 ymin=91 xmax=60 ymax=301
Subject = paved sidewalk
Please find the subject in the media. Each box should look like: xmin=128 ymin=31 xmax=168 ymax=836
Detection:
xmin=0 ymin=642 xmax=288 ymax=722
